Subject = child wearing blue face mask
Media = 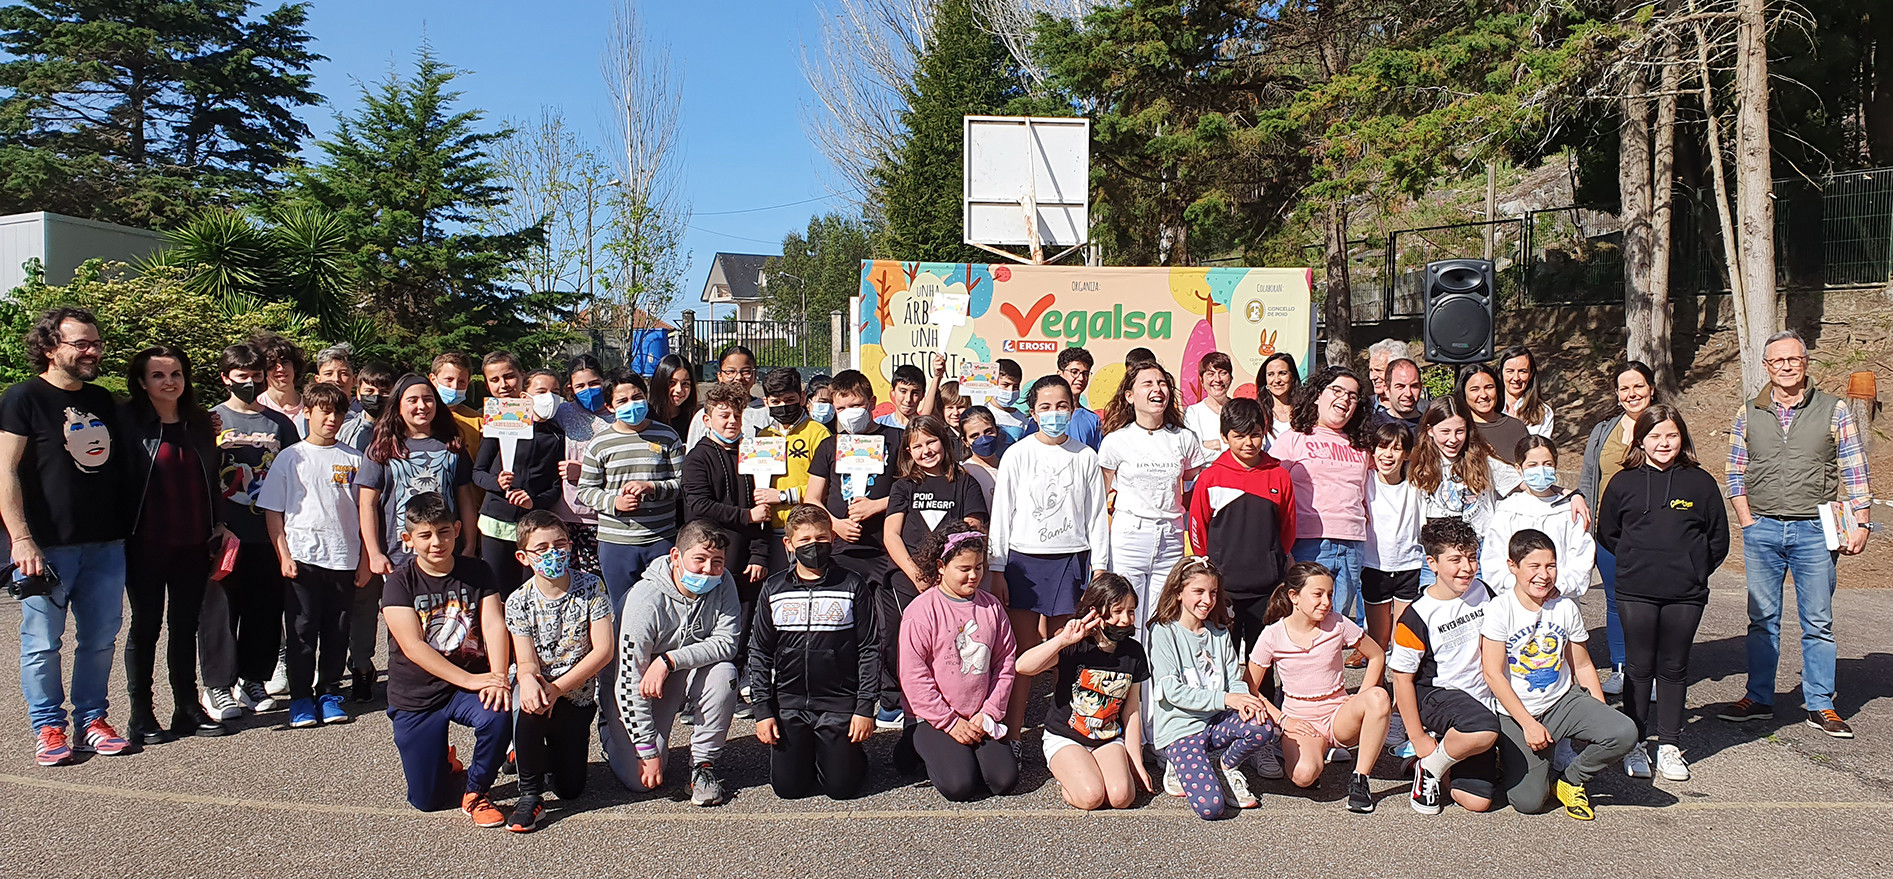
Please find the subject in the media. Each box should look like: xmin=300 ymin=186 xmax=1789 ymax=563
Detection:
xmin=577 ymin=369 xmax=687 ymax=614
xmin=988 ymin=375 xmax=1111 ymax=746
xmin=989 ymin=359 xmax=1028 ymax=440
xmin=1479 ymin=436 xmax=1594 ymax=597
xmin=503 ymin=512 xmax=613 ymax=831
xmin=601 ymin=520 xmax=741 ymax=805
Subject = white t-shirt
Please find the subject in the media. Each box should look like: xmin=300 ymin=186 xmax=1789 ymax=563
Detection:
xmin=1479 ymin=588 xmax=1588 ymax=718
xmin=1183 ymin=400 xmax=1226 ymax=456
xmin=1098 ymin=424 xmax=1212 ymax=523
xmin=255 ymin=440 xmax=364 ymax=570
xmin=1364 ymin=476 xmax=1425 ymax=571
xmin=1507 ymin=398 xmax=1555 ymax=438
xmin=1389 ymin=581 xmax=1496 ymax=709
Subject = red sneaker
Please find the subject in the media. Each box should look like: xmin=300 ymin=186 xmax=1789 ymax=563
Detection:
xmin=461 ymin=792 xmax=505 ymax=828
xmin=35 ymin=726 xmax=72 ymax=766
xmin=75 ymin=719 xmax=131 ymax=756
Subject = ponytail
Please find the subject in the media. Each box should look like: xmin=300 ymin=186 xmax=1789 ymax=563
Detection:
xmin=1262 ymin=561 xmax=1335 ymax=626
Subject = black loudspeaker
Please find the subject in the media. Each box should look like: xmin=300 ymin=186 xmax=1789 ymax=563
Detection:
xmin=1423 ymin=258 xmax=1495 ymax=364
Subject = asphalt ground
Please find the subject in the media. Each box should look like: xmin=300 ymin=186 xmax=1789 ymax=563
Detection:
xmin=1 ymin=569 xmax=1890 ymax=878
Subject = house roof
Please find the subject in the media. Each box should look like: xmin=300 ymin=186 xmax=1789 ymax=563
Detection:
xmin=700 ymin=252 xmax=775 ymax=303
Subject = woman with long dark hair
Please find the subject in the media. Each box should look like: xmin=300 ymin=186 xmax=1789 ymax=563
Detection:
xmin=1255 ymin=352 xmax=1300 ymax=449
xmin=119 ymin=346 xmax=229 ymax=741
xmin=1499 ymin=346 xmax=1553 ymax=438
xmin=1098 ymin=360 xmax=1207 ymax=634
xmin=1454 ymin=362 xmax=1530 ymax=469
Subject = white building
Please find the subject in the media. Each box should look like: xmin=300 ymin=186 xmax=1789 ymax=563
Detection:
xmin=0 ymin=211 xmax=165 ymax=294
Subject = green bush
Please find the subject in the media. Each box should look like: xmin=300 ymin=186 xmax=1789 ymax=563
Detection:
xmin=1 ymin=259 xmax=324 ymax=396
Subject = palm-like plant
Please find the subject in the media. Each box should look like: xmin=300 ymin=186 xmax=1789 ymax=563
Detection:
xmin=267 ymin=205 xmax=354 ymax=333
xmin=140 ymin=205 xmax=358 ymax=337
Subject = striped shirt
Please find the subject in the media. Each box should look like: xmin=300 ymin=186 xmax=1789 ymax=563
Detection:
xmin=1726 ymin=397 xmax=1871 ymax=521
xmin=577 ymin=423 xmax=685 ymax=545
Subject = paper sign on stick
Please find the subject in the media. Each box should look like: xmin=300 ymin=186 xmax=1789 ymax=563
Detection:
xmin=933 ymin=292 xmax=970 ymax=353
xmin=958 ymin=360 xmax=999 ymax=402
xmin=834 ymin=434 xmax=887 ymax=475
xmin=739 ymin=436 xmax=788 ymax=477
xmin=483 ymin=397 xmax=535 ymax=471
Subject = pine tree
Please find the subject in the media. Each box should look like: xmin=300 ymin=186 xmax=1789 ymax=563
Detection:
xmin=874 ymin=0 xmax=1022 ymax=263
xmin=289 ymin=46 xmax=545 ymax=363
xmin=0 ymin=0 xmax=322 ymax=226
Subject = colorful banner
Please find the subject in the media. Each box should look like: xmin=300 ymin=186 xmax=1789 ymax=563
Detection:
xmin=853 ymin=261 xmax=1315 ymax=411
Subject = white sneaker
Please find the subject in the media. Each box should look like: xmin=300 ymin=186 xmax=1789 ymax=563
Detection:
xmin=236 ymin=679 xmax=278 ymax=712
xmin=1162 ymin=760 xmax=1184 ymax=797
xmin=1325 ymin=746 xmax=1352 ymax=764
xmin=1655 ymin=744 xmax=1690 ymax=781
xmin=1601 ymin=665 xmax=1624 ymax=696
xmin=1219 ymin=760 xmax=1258 ymax=808
xmin=265 ymin=649 xmax=290 ymax=697
xmin=201 ymin=686 xmax=242 ymax=722
xmin=1251 ymin=741 xmax=1285 ymax=779
xmin=1622 ymin=742 xmax=1653 ymax=779
xmin=1552 ymin=739 xmax=1577 ymax=773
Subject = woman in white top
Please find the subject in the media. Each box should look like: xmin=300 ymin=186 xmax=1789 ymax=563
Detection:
xmin=1255 ymin=352 xmax=1300 ymax=450
xmin=1183 ymin=351 xmax=1235 ymax=463
xmin=1098 ymin=361 xmax=1212 ymax=632
xmin=1499 ymin=345 xmax=1555 ymax=438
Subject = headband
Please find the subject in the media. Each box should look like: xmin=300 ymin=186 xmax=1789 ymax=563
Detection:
xmin=942 ymin=531 xmax=984 ymax=555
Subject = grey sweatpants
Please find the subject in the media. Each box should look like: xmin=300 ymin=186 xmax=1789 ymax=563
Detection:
xmin=1497 ymin=687 xmax=1638 ymax=814
xmin=601 ymin=660 xmax=738 ymax=791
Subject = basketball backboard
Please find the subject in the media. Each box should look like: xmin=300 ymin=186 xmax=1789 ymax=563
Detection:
xmin=963 ymin=115 xmax=1089 ymax=249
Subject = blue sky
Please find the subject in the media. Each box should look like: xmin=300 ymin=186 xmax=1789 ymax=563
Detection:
xmin=300 ymin=0 xmax=852 ymax=318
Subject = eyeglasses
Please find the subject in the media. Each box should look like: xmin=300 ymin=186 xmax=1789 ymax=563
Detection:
xmin=719 ymin=367 xmax=757 ymax=379
xmin=1763 ymin=356 xmax=1807 ymax=369
xmin=59 ymin=338 xmax=104 ymax=353
xmin=1324 ymin=387 xmax=1360 ymax=402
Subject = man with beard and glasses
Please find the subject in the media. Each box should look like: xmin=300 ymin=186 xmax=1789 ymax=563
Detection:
xmin=1 ymin=307 xmax=135 ymax=765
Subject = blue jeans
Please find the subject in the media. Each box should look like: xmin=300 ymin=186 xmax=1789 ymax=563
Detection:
xmin=16 ymin=540 xmax=126 ymax=732
xmin=1742 ymin=517 xmax=1838 ymax=711
xmin=1593 ymin=545 xmax=1627 ymax=669
xmin=598 ymin=539 xmax=676 ymax=616
xmin=1294 ymin=537 xmax=1364 ymax=626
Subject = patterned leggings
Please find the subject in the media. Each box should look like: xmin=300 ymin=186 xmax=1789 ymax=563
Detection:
xmin=1161 ymin=710 xmax=1279 ymax=819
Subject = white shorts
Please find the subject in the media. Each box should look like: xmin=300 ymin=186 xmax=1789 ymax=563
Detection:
xmin=1041 ymin=731 xmax=1126 ymax=762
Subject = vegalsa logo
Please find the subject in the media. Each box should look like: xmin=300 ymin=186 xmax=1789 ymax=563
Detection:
xmin=999 ymin=293 xmax=1175 ymax=347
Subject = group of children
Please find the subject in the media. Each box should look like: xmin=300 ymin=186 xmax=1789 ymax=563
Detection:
xmin=118 ymin=331 xmax=1734 ymax=828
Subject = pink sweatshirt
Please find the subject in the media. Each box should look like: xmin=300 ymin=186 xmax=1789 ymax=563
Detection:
xmin=1270 ymin=425 xmax=1370 ymax=542
xmin=898 ymin=588 xmax=1017 ymax=731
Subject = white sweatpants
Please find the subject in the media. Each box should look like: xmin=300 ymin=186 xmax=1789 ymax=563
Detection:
xmin=1109 ymin=512 xmax=1185 ymax=746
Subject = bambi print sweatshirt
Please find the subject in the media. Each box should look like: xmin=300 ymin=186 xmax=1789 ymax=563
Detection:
xmin=987 ymin=434 xmax=1110 ymax=570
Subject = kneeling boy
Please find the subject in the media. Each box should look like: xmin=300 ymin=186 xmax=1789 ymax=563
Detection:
xmin=1481 ymin=529 xmax=1636 ymax=820
xmin=605 ymin=519 xmax=741 ymax=806
xmin=504 ymin=511 xmax=614 ymax=832
xmin=381 ymin=492 xmax=513 ymax=826
xmin=749 ymin=504 xmax=879 ymax=799
xmin=1389 ymin=519 xmax=1501 ymax=814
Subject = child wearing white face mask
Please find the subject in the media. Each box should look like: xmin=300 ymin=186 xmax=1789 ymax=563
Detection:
xmin=1479 ymin=435 xmax=1594 ymax=597
xmin=472 ymin=361 xmax=568 ymax=590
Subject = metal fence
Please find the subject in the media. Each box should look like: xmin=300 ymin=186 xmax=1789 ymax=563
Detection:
xmin=1332 ymin=165 xmax=1893 ymax=323
xmin=671 ymin=310 xmax=846 ymax=379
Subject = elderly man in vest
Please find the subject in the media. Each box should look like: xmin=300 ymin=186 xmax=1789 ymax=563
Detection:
xmin=1717 ymin=330 xmax=1872 ymax=738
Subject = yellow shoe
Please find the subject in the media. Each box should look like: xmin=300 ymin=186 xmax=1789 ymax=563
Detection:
xmin=1555 ymin=779 xmax=1594 ymax=820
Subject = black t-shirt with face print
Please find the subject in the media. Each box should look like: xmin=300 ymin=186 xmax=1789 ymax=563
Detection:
xmin=0 ymin=378 xmax=129 ymax=546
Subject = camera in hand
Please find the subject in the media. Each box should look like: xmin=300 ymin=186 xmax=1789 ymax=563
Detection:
xmin=2 ymin=563 xmax=58 ymax=600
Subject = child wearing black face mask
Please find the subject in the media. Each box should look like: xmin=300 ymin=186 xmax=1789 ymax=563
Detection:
xmin=338 ymin=361 xmax=395 ymax=451
xmin=1015 ymin=572 xmax=1152 ymax=810
xmin=747 ymin=504 xmax=879 ymax=799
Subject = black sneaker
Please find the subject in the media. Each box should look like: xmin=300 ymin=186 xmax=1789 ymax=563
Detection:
xmin=1716 ymin=697 xmax=1773 ymax=722
xmin=506 ymin=796 xmax=544 ymax=833
xmin=351 ymin=668 xmax=375 ymax=703
xmin=1808 ymin=709 xmax=1855 ymax=739
xmin=1347 ymin=772 xmax=1375 ymax=813
xmin=170 ymin=703 xmax=228 ymax=738
xmin=130 ymin=704 xmax=172 ymax=746
xmin=1409 ymin=764 xmax=1443 ymax=815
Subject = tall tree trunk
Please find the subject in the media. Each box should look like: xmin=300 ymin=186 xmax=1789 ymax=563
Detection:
xmin=1620 ymin=71 xmax=1658 ymax=382
xmin=1323 ymin=204 xmax=1354 ymax=368
xmin=1868 ymin=11 xmax=1893 ymax=165
xmin=1696 ymin=20 xmax=1754 ymax=393
xmin=1734 ymin=0 xmax=1778 ymax=396
xmin=1648 ymin=37 xmax=1681 ymax=397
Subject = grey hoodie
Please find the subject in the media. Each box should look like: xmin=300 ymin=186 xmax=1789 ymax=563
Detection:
xmin=614 ymin=554 xmax=740 ymax=750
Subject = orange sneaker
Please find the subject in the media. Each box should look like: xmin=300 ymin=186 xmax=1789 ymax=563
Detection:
xmin=461 ymin=792 xmax=505 ymax=828
xmin=35 ymin=725 xmax=72 ymax=766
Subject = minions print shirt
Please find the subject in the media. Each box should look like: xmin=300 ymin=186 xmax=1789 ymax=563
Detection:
xmin=1479 ymin=587 xmax=1589 ymax=718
